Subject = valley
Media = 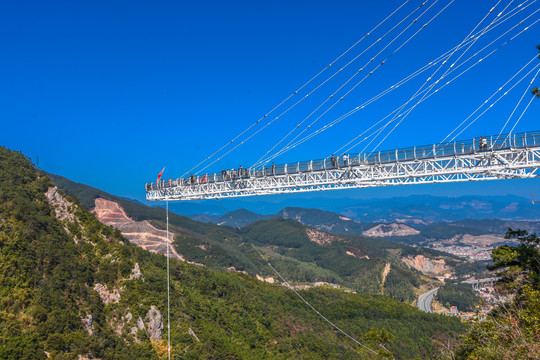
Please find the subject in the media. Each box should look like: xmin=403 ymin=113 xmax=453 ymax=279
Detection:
xmin=1 ymin=148 xmax=537 ymax=359
xmin=0 ymin=146 xmax=470 ymax=359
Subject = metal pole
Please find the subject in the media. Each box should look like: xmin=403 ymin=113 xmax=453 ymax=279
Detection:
xmin=166 ymin=200 xmax=171 ymax=360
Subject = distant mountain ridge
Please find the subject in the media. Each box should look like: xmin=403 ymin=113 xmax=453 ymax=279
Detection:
xmin=48 ymin=171 xmax=486 ymax=305
xmin=167 ymin=193 xmax=540 ymax=220
xmin=186 ymin=204 xmax=540 ymax=246
xmin=340 ymin=194 xmax=540 ymax=222
xmin=186 ymin=194 xmax=540 ymax=224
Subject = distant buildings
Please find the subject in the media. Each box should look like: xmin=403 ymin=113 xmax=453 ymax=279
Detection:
xmin=429 ymin=244 xmax=493 ymax=261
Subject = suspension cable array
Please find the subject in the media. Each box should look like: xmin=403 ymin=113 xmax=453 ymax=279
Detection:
xmin=147 ymin=129 xmax=540 ymax=201
xmin=150 ymin=0 xmax=540 ymax=195
xmin=248 ymin=0 xmax=540 ymax=167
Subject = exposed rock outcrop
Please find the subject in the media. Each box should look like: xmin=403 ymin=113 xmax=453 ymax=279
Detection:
xmin=45 ymin=187 xmax=76 ymax=223
xmin=362 ymin=223 xmax=420 ymax=237
xmin=305 ymin=228 xmax=341 ymax=245
xmin=93 ymin=283 xmax=122 ymax=305
xmin=256 ymin=274 xmax=275 ymax=283
xmin=93 ymin=198 xmax=183 ymax=260
xmin=146 ymin=306 xmax=163 ymax=342
xmin=402 ymin=255 xmax=450 ymax=277
xmin=81 ymin=314 xmax=94 ymax=335
xmin=128 ymin=262 xmax=144 ymax=281
xmin=130 ymin=316 xmax=145 ymax=340
xmin=457 ymin=234 xmax=506 ymax=246
xmin=189 ymin=328 xmax=200 ymax=342
xmin=344 ymin=246 xmax=370 ymax=259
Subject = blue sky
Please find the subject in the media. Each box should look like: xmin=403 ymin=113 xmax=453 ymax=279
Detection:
xmin=1 ymin=0 xmax=539 ymax=211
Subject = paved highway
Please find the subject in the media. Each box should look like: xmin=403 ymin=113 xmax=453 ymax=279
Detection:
xmin=417 ymin=287 xmax=439 ymax=313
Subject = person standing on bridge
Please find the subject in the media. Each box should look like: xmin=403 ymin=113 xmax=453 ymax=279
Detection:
xmin=331 ymin=154 xmax=336 ymax=168
xmin=481 ymin=137 xmax=488 ymax=150
xmin=238 ymin=165 xmax=243 ymax=178
xmin=343 ymin=153 xmax=348 ymax=166
xmin=272 ymin=162 xmax=276 ymax=176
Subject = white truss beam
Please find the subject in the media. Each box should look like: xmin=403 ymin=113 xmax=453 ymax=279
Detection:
xmin=146 ymin=131 xmax=540 ymax=201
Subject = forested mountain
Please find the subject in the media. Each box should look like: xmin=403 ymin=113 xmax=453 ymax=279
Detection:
xmin=188 ymin=205 xmax=540 ymax=247
xmin=456 ymin=229 xmax=540 ymax=359
xmin=47 ymin=173 xmax=480 ymax=304
xmin=1 ymin=146 xmax=469 ymax=359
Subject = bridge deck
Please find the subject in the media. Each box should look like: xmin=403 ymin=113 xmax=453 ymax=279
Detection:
xmin=146 ymin=131 xmax=540 ymax=201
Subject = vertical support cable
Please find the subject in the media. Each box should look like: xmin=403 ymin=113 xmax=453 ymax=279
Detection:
xmin=166 ymin=199 xmax=171 ymax=360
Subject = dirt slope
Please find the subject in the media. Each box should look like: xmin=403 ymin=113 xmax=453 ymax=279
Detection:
xmin=93 ymin=198 xmax=184 ymax=260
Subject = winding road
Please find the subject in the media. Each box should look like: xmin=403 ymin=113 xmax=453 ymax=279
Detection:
xmin=417 ymin=287 xmax=439 ymax=313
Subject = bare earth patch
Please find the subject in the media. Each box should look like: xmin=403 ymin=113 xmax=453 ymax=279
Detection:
xmin=363 ymin=223 xmax=420 ymax=237
xmin=93 ymin=198 xmax=184 ymax=260
xmin=402 ymin=255 xmax=450 ymax=277
xmin=305 ymin=228 xmax=341 ymax=245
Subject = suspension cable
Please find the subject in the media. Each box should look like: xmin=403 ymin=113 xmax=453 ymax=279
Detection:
xmin=347 ymin=46 xmax=540 ymax=155
xmin=181 ymin=0 xmax=411 ymax=177
xmin=214 ymin=198 xmax=382 ymax=357
xmin=508 ymin=83 xmax=540 ymax=134
xmin=254 ymin=0 xmax=453 ymax=168
xmin=364 ymin=1 xmax=507 ymax=157
xmin=449 ymin=62 xmax=540 ymax=141
xmin=442 ymin=55 xmax=540 ymax=143
xmin=186 ymin=0 xmax=538 ymax=175
xmin=352 ymin=54 xmax=540 ymax=155
xmin=340 ymin=0 xmax=539 ymax=149
xmin=499 ymin=63 xmax=540 ymax=135
xmin=284 ymin=5 xmax=539 ymax=158
xmin=251 ymin=1 xmax=431 ymax=169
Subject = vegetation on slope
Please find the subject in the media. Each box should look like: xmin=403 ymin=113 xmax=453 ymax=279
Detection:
xmin=49 ymin=173 xmax=445 ymax=303
xmin=436 ymin=283 xmax=480 ymax=312
xmin=456 ymin=229 xmax=540 ymax=359
xmin=1 ymin=147 xmax=467 ymax=359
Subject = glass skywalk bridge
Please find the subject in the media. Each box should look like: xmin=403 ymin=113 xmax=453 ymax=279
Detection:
xmin=146 ymin=130 xmax=540 ymax=201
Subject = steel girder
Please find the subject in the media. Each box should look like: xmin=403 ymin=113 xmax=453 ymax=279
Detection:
xmin=146 ymin=145 xmax=540 ymax=201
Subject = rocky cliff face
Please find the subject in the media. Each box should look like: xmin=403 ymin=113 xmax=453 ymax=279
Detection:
xmin=305 ymin=228 xmax=341 ymax=245
xmin=93 ymin=198 xmax=184 ymax=260
xmin=401 ymin=255 xmax=451 ymax=277
xmin=362 ymin=223 xmax=420 ymax=237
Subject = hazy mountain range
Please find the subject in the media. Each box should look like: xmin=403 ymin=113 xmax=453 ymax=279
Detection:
xmin=184 ymin=194 xmax=540 ymax=224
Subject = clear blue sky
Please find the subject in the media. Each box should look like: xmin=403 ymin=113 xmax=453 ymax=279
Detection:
xmin=1 ymin=0 xmax=539 ymax=211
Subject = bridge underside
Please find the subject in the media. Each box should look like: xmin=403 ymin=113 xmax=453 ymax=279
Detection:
xmin=146 ymin=132 xmax=540 ymax=201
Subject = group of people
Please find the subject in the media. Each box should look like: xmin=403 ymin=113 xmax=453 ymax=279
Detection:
xmin=330 ymin=153 xmax=350 ymax=168
xmin=221 ymin=166 xmax=250 ymax=180
xmin=170 ymin=154 xmax=354 ymax=188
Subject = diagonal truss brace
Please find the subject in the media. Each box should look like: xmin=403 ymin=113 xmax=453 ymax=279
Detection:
xmin=147 ymin=145 xmax=540 ymax=201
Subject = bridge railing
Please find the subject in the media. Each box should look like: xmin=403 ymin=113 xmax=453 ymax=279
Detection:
xmin=146 ymin=130 xmax=540 ymax=191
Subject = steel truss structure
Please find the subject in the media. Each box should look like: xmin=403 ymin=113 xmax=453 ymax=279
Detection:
xmin=146 ymin=131 xmax=540 ymax=201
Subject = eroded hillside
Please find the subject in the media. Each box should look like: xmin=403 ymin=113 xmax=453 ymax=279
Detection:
xmin=93 ymin=197 xmax=183 ymax=260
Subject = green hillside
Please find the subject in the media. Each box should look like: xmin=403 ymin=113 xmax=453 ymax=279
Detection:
xmin=1 ymin=147 xmax=468 ymax=359
xmin=49 ymin=172 xmax=472 ymax=303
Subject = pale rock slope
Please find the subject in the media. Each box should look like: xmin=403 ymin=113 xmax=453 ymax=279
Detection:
xmin=93 ymin=198 xmax=184 ymax=260
xmin=362 ymin=223 xmax=420 ymax=237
